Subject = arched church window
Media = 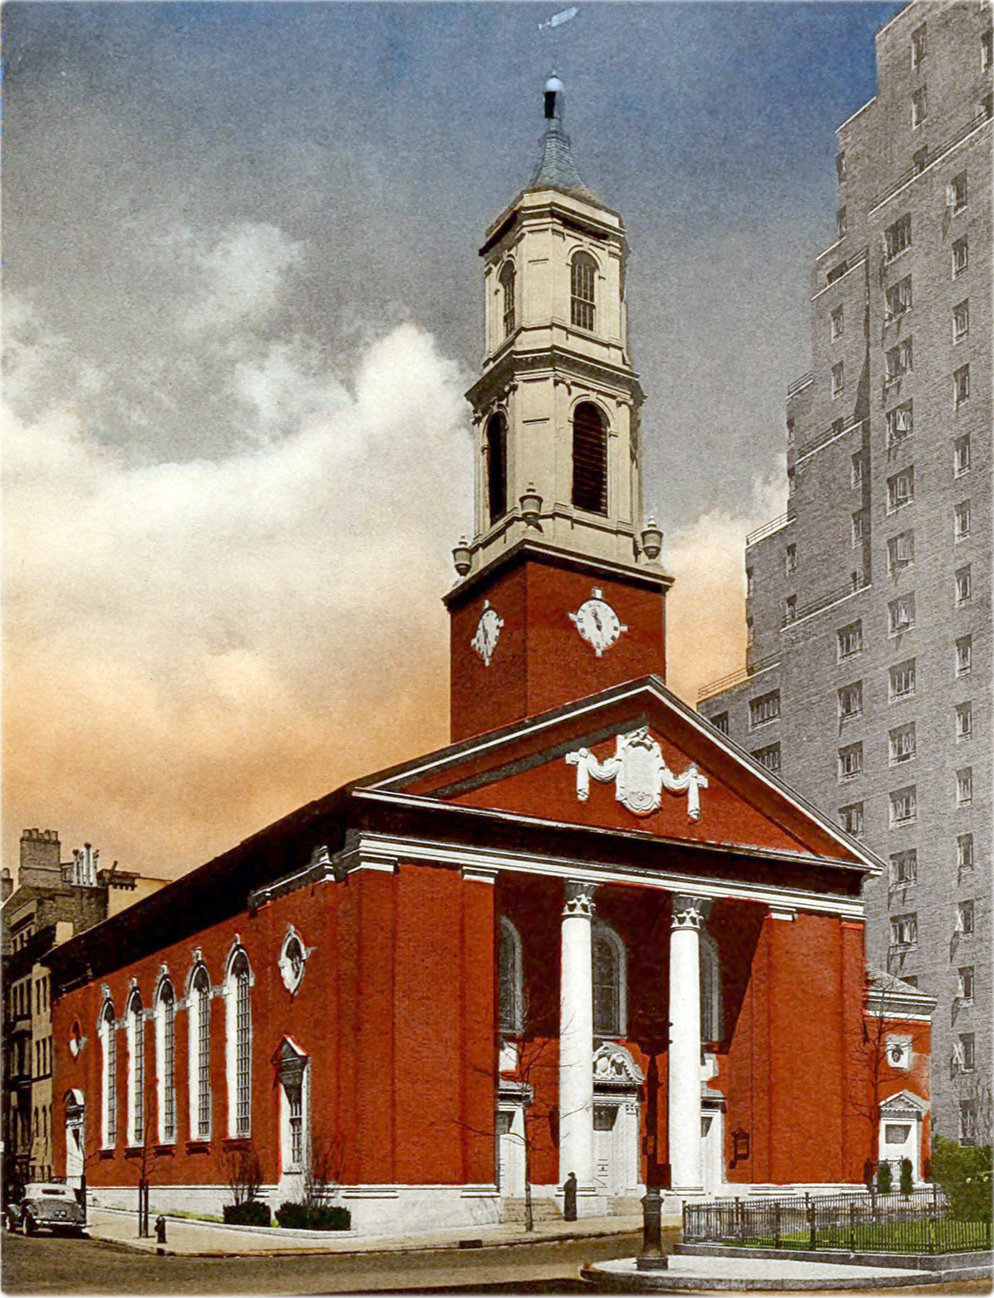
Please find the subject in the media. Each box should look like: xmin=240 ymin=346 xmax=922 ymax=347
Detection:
xmin=99 ymin=1000 xmax=116 ymax=1148
xmin=499 ymin=918 xmax=524 ymax=1035
xmin=487 ymin=412 xmax=508 ymax=524
xmin=499 ymin=260 xmax=516 ymax=338
xmin=226 ymin=949 xmax=252 ymax=1138
xmin=572 ymin=402 xmax=608 ymax=515
xmin=189 ymin=964 xmax=212 ymax=1141
xmin=156 ymin=979 xmax=176 ymax=1144
xmin=700 ymin=933 xmax=722 ymax=1044
xmin=126 ymin=989 xmax=145 ymax=1148
xmin=570 ymin=251 xmax=597 ymax=331
xmin=592 ymin=923 xmax=626 ymax=1038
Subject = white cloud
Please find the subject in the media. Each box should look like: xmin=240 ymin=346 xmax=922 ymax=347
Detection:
xmin=180 ymin=222 xmax=305 ymax=336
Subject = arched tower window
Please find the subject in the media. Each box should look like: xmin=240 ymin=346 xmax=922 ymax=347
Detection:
xmin=99 ymin=1001 xmax=116 ymax=1148
xmin=592 ymin=923 xmax=627 ymax=1038
xmin=486 ymin=412 xmax=508 ymax=524
xmin=700 ymin=933 xmax=722 ymax=1045
xmin=498 ymin=918 xmax=524 ymax=1036
xmin=189 ymin=964 xmax=212 ymax=1141
xmin=226 ymin=950 xmax=252 ymax=1138
xmin=126 ymin=990 xmax=145 ymax=1148
xmin=571 ymin=251 xmax=597 ymax=331
xmin=499 ymin=260 xmax=516 ymax=338
xmin=572 ymin=402 xmax=608 ymax=515
xmin=156 ymin=979 xmax=176 ymax=1145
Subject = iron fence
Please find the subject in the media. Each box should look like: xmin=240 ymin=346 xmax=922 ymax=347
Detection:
xmin=684 ymin=1187 xmax=992 ymax=1255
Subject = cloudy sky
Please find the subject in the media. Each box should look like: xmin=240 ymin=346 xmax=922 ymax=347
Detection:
xmin=3 ymin=0 xmax=900 ymax=879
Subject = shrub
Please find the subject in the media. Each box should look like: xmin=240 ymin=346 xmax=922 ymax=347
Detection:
xmin=900 ymin=1157 xmax=914 ymax=1197
xmin=222 ymin=1201 xmax=271 ymax=1227
xmin=876 ymin=1160 xmax=893 ymax=1195
xmin=930 ymin=1135 xmax=993 ymax=1221
xmin=275 ymin=1201 xmax=351 ymax=1231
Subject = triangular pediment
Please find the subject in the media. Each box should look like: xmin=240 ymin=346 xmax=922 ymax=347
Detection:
xmin=363 ymin=675 xmax=881 ymax=875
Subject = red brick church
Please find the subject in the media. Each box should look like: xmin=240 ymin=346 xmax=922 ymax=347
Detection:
xmin=50 ymin=80 xmax=934 ymax=1234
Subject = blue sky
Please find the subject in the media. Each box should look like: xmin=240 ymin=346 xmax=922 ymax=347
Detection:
xmin=3 ymin=2 xmax=903 ymax=875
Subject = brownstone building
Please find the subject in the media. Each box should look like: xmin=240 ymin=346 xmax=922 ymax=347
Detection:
xmin=699 ymin=0 xmax=991 ymax=1145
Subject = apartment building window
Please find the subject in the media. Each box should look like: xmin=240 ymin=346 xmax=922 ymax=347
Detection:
xmin=785 ymin=543 xmax=796 ymax=574
xmin=851 ymin=511 xmax=866 ymax=546
xmin=889 ymin=723 xmax=916 ymax=765
xmin=890 ymin=786 xmax=917 ymax=825
xmin=957 ymin=967 xmax=975 ymax=1003
xmin=885 ymin=276 xmax=912 ymax=321
xmin=961 ymin=1100 xmax=979 ymax=1145
xmin=983 ymin=92 xmax=994 ymax=120
xmin=983 ymin=29 xmax=993 ymax=70
xmin=948 ymin=172 xmax=968 ymax=213
xmin=953 ymin=365 xmax=970 ymax=408
xmin=831 ymin=305 xmax=844 ymax=340
xmin=746 ymin=617 xmax=754 ymax=646
xmin=885 ymin=214 xmax=911 ymax=260
xmin=750 ymin=690 xmax=780 ymax=728
xmin=956 ymin=768 xmax=973 ymax=806
xmin=952 ymin=236 xmax=968 ymax=277
xmin=956 ymin=899 xmax=975 ymax=935
xmin=889 ymin=660 xmax=916 ymax=702
xmin=752 ymin=743 xmax=781 ymax=773
xmin=890 ymin=849 xmax=917 ymax=886
xmin=956 ymin=703 xmax=973 ymax=742
xmin=955 ymin=1034 xmax=976 ymax=1073
xmin=836 ymin=207 xmax=847 ymax=240
xmin=851 ymin=453 xmax=864 ymax=488
xmin=839 ymin=802 xmax=864 ymax=836
xmin=956 ymin=636 xmax=972 ymax=677
xmin=784 ymin=595 xmax=796 ymax=623
xmin=746 ymin=567 xmax=754 ymax=597
xmin=838 ymin=681 xmax=863 ymax=721
xmin=955 ymin=565 xmax=972 ymax=605
xmin=954 ymin=500 xmax=971 ymax=541
xmin=887 ymin=403 xmax=913 ymax=449
xmin=838 ymin=620 xmax=862 ymax=660
xmin=911 ymin=86 xmax=927 ymax=128
xmin=891 ymin=913 xmax=917 ymax=948
xmin=912 ymin=147 xmax=929 ymax=175
xmin=887 ymin=466 xmax=914 ymax=512
xmin=836 ymin=150 xmax=847 ymax=181
xmin=887 ymin=531 xmax=914 ymax=572
xmin=958 ymin=833 xmax=974 ymax=873
xmin=786 ymin=417 xmax=795 ymax=442
xmin=710 ymin=712 xmax=729 ymax=736
xmin=911 ymin=23 xmax=927 ymax=66
xmin=954 ymin=434 xmax=971 ymax=476
xmin=832 ymin=362 xmax=845 ymax=397
xmin=839 ymin=742 xmax=863 ymax=781
xmin=885 ymin=338 xmax=913 ymax=383
xmin=889 ymin=593 xmax=915 ymax=635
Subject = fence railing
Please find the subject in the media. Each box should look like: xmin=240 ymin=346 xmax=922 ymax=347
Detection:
xmin=684 ymin=1187 xmax=992 ymax=1255
xmin=870 ymin=110 xmax=991 ymax=212
xmin=697 ymin=655 xmax=780 ymax=702
xmin=746 ymin=513 xmax=795 ymax=547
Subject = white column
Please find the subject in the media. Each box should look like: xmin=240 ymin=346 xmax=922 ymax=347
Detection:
xmin=559 ymin=881 xmax=596 ymax=1202
xmin=668 ymin=894 xmax=710 ymax=1194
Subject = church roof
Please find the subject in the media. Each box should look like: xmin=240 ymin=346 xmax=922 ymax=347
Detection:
xmin=525 ymin=76 xmax=601 ymax=204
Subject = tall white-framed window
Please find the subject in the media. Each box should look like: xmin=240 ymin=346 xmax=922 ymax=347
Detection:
xmin=99 ymin=1000 xmax=117 ymax=1149
xmin=592 ymin=922 xmax=626 ymax=1038
xmin=189 ymin=964 xmax=212 ymax=1141
xmin=498 ymin=260 xmax=516 ymax=339
xmin=570 ymin=251 xmax=597 ymax=332
xmin=226 ymin=949 xmax=252 ymax=1138
xmin=700 ymin=932 xmax=722 ymax=1044
xmin=498 ymin=917 xmax=524 ymax=1036
xmin=278 ymin=1041 xmax=309 ymax=1174
xmin=156 ymin=978 xmax=176 ymax=1145
xmin=126 ymin=990 xmax=145 ymax=1148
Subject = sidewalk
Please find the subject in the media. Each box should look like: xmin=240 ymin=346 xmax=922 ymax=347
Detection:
xmin=84 ymin=1205 xmax=654 ymax=1258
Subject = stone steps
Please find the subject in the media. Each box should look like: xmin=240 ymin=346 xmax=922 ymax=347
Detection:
xmin=500 ymin=1198 xmax=563 ymax=1225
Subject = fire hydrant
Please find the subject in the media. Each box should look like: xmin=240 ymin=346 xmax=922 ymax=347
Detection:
xmin=155 ymin=1215 xmax=167 ymax=1254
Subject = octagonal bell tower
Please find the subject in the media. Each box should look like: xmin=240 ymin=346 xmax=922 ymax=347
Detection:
xmin=446 ymin=78 xmax=673 ymax=742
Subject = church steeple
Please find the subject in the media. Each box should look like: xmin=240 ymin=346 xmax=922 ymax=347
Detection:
xmin=445 ymin=78 xmax=673 ymax=743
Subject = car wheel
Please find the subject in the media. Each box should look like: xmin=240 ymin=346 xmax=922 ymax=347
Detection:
xmin=22 ymin=1215 xmax=35 ymax=1236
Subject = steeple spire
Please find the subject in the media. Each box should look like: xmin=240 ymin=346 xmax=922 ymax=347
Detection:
xmin=528 ymin=76 xmax=597 ymax=200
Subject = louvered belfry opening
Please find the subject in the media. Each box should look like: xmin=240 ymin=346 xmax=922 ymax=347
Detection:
xmin=572 ymin=401 xmax=607 ymax=514
xmin=487 ymin=411 xmax=508 ymax=522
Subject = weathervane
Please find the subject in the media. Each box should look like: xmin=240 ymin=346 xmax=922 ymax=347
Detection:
xmin=538 ymin=6 xmax=578 ymax=77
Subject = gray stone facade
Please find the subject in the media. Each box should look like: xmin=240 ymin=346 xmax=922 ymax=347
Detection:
xmin=699 ymin=0 xmax=991 ymax=1146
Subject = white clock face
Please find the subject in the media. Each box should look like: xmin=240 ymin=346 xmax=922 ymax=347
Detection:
xmin=568 ymin=588 xmax=628 ymax=657
xmin=471 ymin=599 xmax=504 ymax=666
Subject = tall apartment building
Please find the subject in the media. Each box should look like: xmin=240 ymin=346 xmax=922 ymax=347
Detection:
xmin=699 ymin=0 xmax=991 ymax=1145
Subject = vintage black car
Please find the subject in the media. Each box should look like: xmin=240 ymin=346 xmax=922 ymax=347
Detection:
xmin=5 ymin=1182 xmax=86 ymax=1235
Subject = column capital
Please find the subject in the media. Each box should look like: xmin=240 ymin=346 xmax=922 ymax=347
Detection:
xmin=563 ymin=881 xmax=597 ymax=919
xmin=671 ymin=894 xmax=711 ymax=930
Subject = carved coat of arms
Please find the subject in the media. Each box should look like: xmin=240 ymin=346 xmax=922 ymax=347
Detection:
xmin=565 ymin=727 xmax=708 ymax=821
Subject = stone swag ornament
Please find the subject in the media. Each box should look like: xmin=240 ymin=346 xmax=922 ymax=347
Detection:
xmin=566 ymin=727 xmax=708 ymax=821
